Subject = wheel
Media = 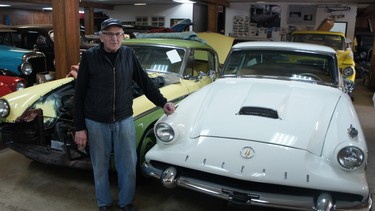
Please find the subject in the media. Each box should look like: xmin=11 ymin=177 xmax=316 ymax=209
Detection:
xmin=300 ymin=73 xmax=322 ymax=81
xmin=136 ymin=127 xmax=156 ymax=183
xmin=363 ymin=73 xmax=370 ymax=88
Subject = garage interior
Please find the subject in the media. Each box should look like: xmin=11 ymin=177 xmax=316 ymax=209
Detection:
xmin=0 ymin=0 xmax=375 ymax=211
xmin=0 ymin=0 xmax=375 ymax=84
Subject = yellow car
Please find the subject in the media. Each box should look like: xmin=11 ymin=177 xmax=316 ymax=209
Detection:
xmin=290 ymin=30 xmax=356 ymax=93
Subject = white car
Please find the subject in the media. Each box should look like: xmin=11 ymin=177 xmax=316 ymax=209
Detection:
xmin=142 ymin=42 xmax=373 ymax=210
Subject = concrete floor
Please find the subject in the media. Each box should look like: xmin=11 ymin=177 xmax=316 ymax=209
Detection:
xmin=0 ymin=82 xmax=374 ymax=211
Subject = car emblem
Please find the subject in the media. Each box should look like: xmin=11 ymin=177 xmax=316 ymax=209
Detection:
xmin=240 ymin=146 xmax=255 ymax=159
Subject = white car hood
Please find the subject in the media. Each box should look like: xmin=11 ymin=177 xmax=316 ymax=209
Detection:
xmin=190 ymin=78 xmax=343 ymax=156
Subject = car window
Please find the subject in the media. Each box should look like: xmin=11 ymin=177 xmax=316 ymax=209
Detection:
xmin=35 ymin=34 xmax=48 ymax=48
xmin=23 ymin=31 xmax=40 ymax=49
xmin=131 ymin=46 xmax=185 ymax=74
xmin=0 ymin=32 xmax=13 ymax=46
xmin=223 ymin=49 xmax=338 ymax=84
xmin=292 ymin=34 xmax=345 ymax=51
xmin=184 ymin=49 xmax=216 ymax=78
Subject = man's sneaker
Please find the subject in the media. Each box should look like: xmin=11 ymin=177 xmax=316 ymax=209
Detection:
xmin=122 ymin=204 xmax=136 ymax=211
xmin=99 ymin=206 xmax=111 ymax=211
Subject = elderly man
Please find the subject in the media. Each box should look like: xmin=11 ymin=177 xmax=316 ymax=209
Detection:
xmin=74 ymin=18 xmax=175 ymax=211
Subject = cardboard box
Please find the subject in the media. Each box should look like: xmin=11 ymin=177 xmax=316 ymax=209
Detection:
xmin=36 ymin=71 xmax=55 ymax=84
xmin=317 ymin=18 xmax=334 ymax=31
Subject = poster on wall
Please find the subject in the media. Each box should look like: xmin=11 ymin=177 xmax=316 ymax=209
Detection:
xmin=287 ymin=5 xmax=316 ymax=25
xmin=170 ymin=18 xmax=184 ymax=27
xmin=250 ymin=5 xmax=281 ymax=28
xmin=249 ymin=4 xmax=281 ymax=39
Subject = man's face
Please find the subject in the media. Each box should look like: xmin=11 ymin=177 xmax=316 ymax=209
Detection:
xmin=99 ymin=26 xmax=124 ymax=53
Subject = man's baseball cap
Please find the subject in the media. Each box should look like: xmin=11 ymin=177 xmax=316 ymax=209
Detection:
xmin=101 ymin=18 xmax=122 ymax=31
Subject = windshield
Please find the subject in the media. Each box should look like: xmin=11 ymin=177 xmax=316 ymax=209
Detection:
xmin=357 ymin=35 xmax=373 ymax=47
xmin=291 ymin=34 xmax=345 ymax=51
xmin=130 ymin=45 xmax=185 ymax=74
xmin=222 ymin=49 xmax=338 ymax=85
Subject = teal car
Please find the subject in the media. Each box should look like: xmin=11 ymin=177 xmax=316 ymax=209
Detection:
xmin=0 ymin=27 xmax=47 ymax=86
xmin=0 ymin=33 xmax=223 ymax=174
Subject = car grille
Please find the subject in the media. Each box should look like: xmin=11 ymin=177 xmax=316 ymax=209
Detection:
xmin=24 ymin=52 xmax=47 ymax=86
xmin=0 ymin=108 xmax=48 ymax=146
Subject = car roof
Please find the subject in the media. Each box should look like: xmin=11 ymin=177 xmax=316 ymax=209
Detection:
xmin=291 ymin=30 xmax=346 ymax=37
xmin=232 ymin=41 xmax=337 ymax=55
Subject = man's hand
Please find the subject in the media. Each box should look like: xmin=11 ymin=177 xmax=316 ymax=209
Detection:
xmin=163 ymin=102 xmax=175 ymax=115
xmin=75 ymin=130 xmax=87 ymax=150
xmin=67 ymin=63 xmax=80 ymax=79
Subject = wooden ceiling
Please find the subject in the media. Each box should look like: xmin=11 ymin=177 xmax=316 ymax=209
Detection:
xmin=4 ymin=0 xmax=374 ymax=10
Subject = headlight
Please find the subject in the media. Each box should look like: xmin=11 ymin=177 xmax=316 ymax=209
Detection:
xmin=16 ymin=81 xmax=26 ymax=90
xmin=155 ymin=123 xmax=175 ymax=143
xmin=360 ymin=51 xmax=367 ymax=59
xmin=0 ymin=99 xmax=10 ymax=117
xmin=337 ymin=146 xmax=365 ymax=170
xmin=342 ymin=67 xmax=354 ymax=77
xmin=20 ymin=62 xmax=33 ymax=75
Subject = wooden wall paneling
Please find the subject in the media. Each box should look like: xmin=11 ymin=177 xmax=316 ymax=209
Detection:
xmin=84 ymin=7 xmax=94 ymax=35
xmin=207 ymin=3 xmax=218 ymax=32
xmin=51 ymin=0 xmax=80 ymax=79
xmin=0 ymin=8 xmax=52 ymax=25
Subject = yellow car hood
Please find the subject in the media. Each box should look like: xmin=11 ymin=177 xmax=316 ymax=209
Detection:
xmin=197 ymin=32 xmax=234 ymax=64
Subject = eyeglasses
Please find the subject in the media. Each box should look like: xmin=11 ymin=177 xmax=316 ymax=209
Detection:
xmin=101 ymin=31 xmax=124 ymax=38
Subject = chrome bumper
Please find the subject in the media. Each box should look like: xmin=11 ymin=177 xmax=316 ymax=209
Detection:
xmin=142 ymin=162 xmax=372 ymax=211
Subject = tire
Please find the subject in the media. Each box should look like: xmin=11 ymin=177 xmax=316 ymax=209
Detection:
xmin=136 ymin=127 xmax=156 ymax=184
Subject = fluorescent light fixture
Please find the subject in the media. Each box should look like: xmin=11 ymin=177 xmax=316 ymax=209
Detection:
xmin=134 ymin=3 xmax=146 ymax=5
xmin=173 ymin=0 xmax=196 ymax=3
xmin=0 ymin=4 xmax=11 ymax=7
xmin=42 ymin=7 xmax=53 ymax=10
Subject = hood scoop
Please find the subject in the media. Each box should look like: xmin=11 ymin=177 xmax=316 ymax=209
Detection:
xmin=237 ymin=106 xmax=279 ymax=119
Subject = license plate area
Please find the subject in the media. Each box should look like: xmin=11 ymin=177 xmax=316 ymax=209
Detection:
xmin=223 ymin=188 xmax=260 ymax=208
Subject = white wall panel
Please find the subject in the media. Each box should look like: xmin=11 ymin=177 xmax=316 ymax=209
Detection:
xmin=103 ymin=4 xmax=193 ymax=28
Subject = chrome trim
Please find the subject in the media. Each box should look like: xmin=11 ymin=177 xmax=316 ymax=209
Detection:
xmin=22 ymin=51 xmax=45 ymax=63
xmin=133 ymin=95 xmax=187 ymax=121
xmin=142 ymin=162 xmax=373 ymax=211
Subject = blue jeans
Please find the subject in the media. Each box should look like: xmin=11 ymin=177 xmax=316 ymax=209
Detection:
xmin=85 ymin=117 xmax=137 ymax=208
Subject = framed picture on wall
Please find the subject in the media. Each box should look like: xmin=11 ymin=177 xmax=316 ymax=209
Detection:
xmin=331 ymin=21 xmax=347 ymax=36
xmin=136 ymin=16 xmax=148 ymax=25
xmin=170 ymin=18 xmax=184 ymax=27
xmin=151 ymin=16 xmax=165 ymax=27
xmin=287 ymin=5 xmax=316 ymax=25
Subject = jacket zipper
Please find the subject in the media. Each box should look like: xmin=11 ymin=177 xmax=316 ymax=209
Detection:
xmin=104 ymin=50 xmax=119 ymax=122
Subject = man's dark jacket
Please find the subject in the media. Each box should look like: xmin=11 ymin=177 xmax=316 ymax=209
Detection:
xmin=74 ymin=43 xmax=167 ymax=131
